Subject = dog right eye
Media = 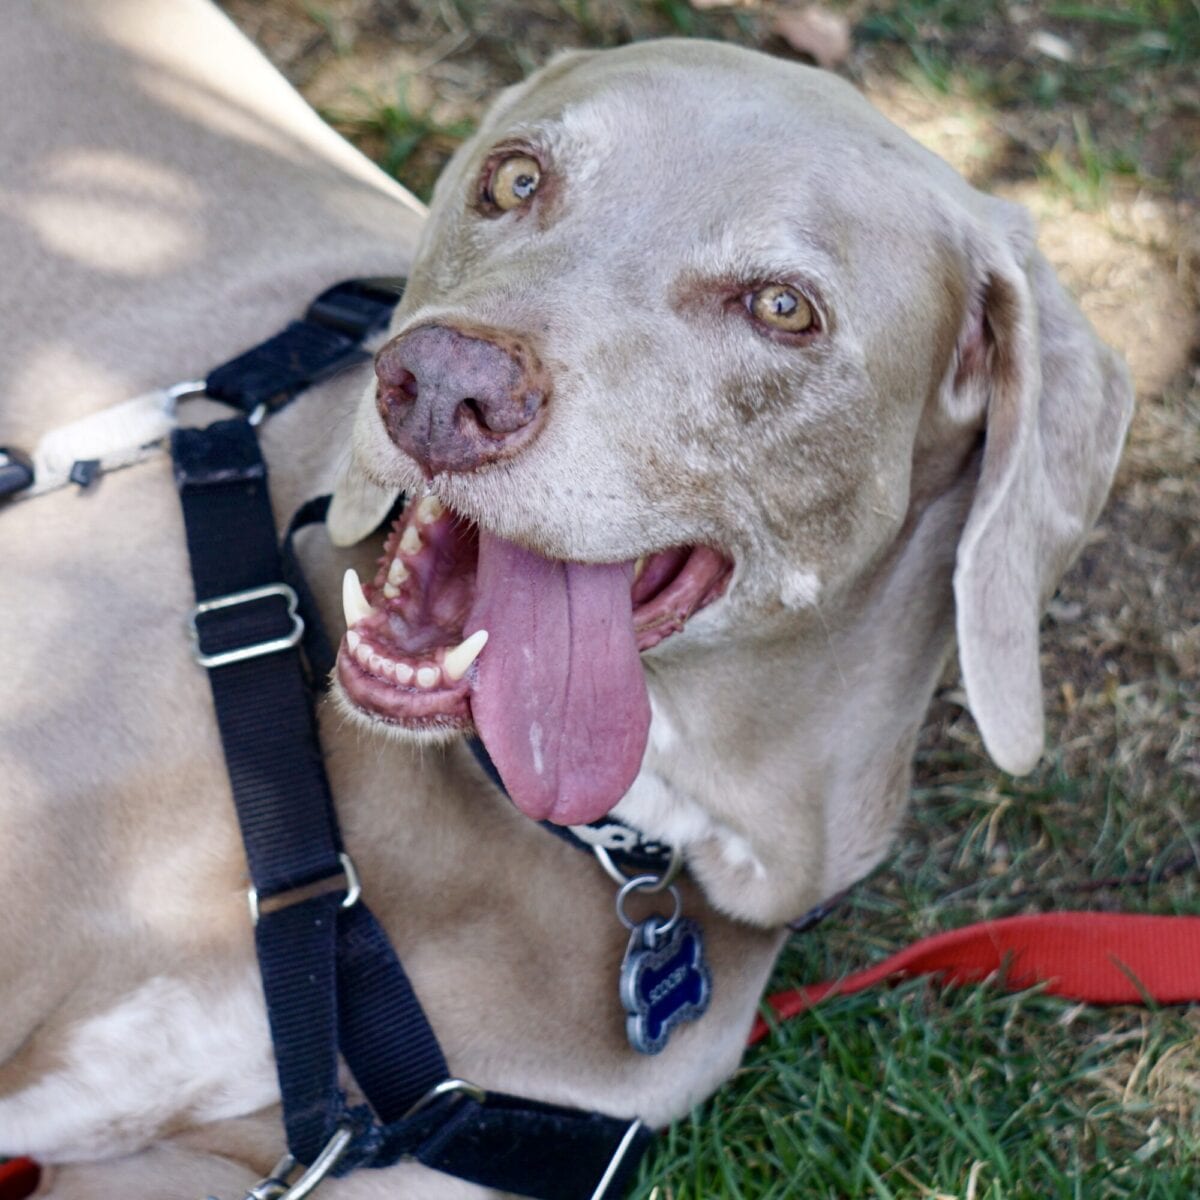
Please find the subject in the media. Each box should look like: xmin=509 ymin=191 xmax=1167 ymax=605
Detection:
xmin=482 ymin=155 xmax=542 ymax=212
xmin=748 ymin=285 xmax=816 ymax=334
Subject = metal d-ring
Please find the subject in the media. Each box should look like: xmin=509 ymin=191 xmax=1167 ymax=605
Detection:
xmin=615 ymin=875 xmax=683 ymax=940
xmin=402 ymin=1077 xmax=487 ymax=1120
xmin=592 ymin=842 xmax=683 ymax=893
xmin=163 ymin=379 xmax=209 ymax=417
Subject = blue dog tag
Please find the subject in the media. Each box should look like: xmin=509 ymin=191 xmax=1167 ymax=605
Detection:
xmin=619 ymin=917 xmax=711 ymax=1055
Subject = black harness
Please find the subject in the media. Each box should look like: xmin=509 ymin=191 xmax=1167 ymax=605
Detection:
xmin=2 ymin=278 xmax=848 ymax=1199
xmin=171 ymin=280 xmax=659 ymax=1199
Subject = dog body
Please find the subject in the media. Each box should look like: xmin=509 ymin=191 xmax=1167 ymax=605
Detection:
xmin=0 ymin=2 xmax=1131 ymax=1196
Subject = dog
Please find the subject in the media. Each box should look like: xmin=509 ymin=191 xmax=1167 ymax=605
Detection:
xmin=0 ymin=1 xmax=1132 ymax=1196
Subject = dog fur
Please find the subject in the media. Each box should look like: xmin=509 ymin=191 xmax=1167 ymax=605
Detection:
xmin=0 ymin=2 xmax=1132 ymax=1196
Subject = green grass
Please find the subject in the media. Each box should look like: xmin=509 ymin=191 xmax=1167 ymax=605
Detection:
xmin=853 ymin=0 xmax=1199 ymax=197
xmin=632 ymin=980 xmax=1200 ymax=1198
xmin=627 ymin=732 xmax=1200 ymax=1197
xmin=323 ymin=86 xmax=476 ymax=202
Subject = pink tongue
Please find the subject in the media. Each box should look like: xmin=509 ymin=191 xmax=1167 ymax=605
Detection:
xmin=466 ymin=531 xmax=651 ymax=825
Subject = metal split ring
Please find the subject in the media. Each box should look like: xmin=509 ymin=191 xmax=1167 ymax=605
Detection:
xmin=614 ymin=875 xmax=682 ymax=939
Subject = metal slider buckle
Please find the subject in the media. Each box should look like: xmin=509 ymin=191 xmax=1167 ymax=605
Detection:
xmin=248 ymin=852 xmax=362 ymax=926
xmin=189 ymin=583 xmax=304 ymax=669
xmin=589 ymin=1119 xmax=646 ymax=1200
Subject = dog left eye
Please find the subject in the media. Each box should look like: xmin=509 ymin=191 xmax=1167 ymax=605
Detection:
xmin=484 ymin=155 xmax=542 ymax=211
xmin=748 ymin=285 xmax=816 ymax=334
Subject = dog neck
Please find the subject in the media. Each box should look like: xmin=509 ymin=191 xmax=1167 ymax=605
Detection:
xmin=614 ymin=482 xmax=969 ymax=929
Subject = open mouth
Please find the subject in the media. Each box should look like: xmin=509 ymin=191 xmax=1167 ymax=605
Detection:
xmin=335 ymin=491 xmax=732 ymax=826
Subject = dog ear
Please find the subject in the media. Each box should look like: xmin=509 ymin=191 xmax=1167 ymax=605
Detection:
xmin=950 ymin=199 xmax=1133 ymax=774
xmin=328 ymin=455 xmax=398 ymax=547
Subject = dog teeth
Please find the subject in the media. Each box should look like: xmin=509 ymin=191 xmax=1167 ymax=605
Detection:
xmin=344 ymin=620 xmax=478 ymax=691
xmin=387 ymin=559 xmax=409 ymax=586
xmin=416 ymin=494 xmax=445 ymax=525
xmin=399 ymin=525 xmax=423 ymax=555
xmin=634 ymin=557 xmax=646 ymax=580
xmin=342 ymin=568 xmax=375 ymax=628
xmin=443 ymin=630 xmax=489 ymax=681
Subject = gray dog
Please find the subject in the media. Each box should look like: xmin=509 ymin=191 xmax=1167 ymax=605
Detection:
xmin=0 ymin=1 xmax=1131 ymax=1196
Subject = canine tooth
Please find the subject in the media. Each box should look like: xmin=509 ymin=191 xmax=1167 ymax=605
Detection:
xmin=442 ymin=629 xmax=489 ymax=681
xmin=416 ymin=665 xmax=440 ymax=689
xmin=634 ymin=557 xmax=646 ymax=580
xmin=346 ymin=631 xmax=362 ymax=652
xmin=399 ymin=525 xmax=423 ymax=556
xmin=416 ymin=494 xmax=445 ymax=525
xmin=342 ymin=568 xmax=374 ymax=627
xmin=387 ymin=558 xmax=409 ymax=586
xmin=394 ymin=662 xmax=414 ymax=684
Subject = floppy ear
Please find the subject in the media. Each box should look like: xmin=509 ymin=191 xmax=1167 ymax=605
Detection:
xmin=328 ymin=452 xmax=399 ymax=547
xmin=950 ymin=200 xmax=1133 ymax=774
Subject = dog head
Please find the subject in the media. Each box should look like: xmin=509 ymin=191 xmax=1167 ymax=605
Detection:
xmin=329 ymin=41 xmax=1132 ymax=924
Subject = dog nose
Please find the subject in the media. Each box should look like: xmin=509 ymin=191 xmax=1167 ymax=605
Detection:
xmin=375 ymin=324 xmax=549 ymax=474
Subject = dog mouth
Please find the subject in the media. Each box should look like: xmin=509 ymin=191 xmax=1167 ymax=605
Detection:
xmin=335 ymin=491 xmax=732 ymax=825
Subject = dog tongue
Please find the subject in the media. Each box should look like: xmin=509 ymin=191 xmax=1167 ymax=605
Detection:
xmin=467 ymin=531 xmax=651 ymax=825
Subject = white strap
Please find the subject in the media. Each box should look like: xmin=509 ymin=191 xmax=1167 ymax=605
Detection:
xmin=21 ymin=382 xmax=202 ymax=499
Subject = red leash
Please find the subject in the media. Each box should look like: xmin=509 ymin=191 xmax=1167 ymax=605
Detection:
xmin=751 ymin=911 xmax=1200 ymax=1044
xmin=0 ymin=1160 xmax=38 ymax=1200
xmin=5 ymin=913 xmax=1197 ymax=1200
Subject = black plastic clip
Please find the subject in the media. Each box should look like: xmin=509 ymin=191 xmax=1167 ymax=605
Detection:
xmin=0 ymin=447 xmax=35 ymax=498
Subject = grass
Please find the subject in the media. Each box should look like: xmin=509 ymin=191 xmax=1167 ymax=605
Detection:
xmin=633 ymin=982 xmax=1200 ymax=1198
xmin=854 ymin=0 xmax=1200 ymax=197
xmin=321 ymin=85 xmax=476 ymax=202
xmin=627 ymin=738 xmax=1200 ymax=1197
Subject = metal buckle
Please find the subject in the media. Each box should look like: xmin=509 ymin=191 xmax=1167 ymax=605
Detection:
xmin=248 ymin=852 xmax=361 ymax=926
xmin=588 ymin=1119 xmax=645 ymax=1200
xmin=189 ymin=583 xmax=304 ymax=669
xmin=210 ymin=1121 xmax=354 ymax=1200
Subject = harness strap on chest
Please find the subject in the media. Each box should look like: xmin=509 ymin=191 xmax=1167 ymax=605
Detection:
xmin=173 ymin=413 xmax=650 ymax=1199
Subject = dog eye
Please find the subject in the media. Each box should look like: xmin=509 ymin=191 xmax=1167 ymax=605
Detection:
xmin=748 ymin=285 xmax=816 ymax=334
xmin=485 ymin=155 xmax=542 ymax=211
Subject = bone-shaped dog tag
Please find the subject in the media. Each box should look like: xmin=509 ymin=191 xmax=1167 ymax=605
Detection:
xmin=619 ymin=917 xmax=711 ymax=1055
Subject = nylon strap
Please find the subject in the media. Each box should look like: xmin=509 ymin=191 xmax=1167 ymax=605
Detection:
xmin=172 ymin=405 xmax=650 ymax=1196
xmin=752 ymin=911 xmax=1200 ymax=1044
xmin=205 ymin=278 xmax=405 ymax=416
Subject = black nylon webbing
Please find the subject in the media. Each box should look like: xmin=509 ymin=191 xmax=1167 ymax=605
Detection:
xmin=174 ymin=419 xmax=343 ymax=896
xmin=172 ymin=410 xmax=651 ymax=1199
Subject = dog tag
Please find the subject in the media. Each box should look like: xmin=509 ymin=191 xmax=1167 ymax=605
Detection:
xmin=619 ymin=917 xmax=711 ymax=1055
